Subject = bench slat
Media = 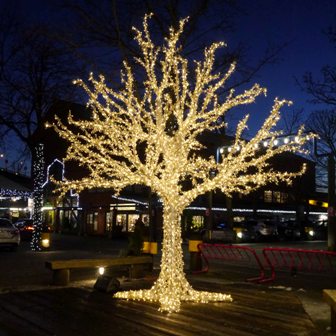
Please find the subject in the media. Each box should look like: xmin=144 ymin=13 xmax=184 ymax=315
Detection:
xmin=324 ymin=289 xmax=336 ymax=310
xmin=45 ymin=256 xmax=152 ymax=270
xmin=323 ymin=289 xmax=336 ymax=332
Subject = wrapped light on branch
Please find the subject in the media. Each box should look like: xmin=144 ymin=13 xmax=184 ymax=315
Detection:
xmin=53 ymin=14 xmax=314 ymax=312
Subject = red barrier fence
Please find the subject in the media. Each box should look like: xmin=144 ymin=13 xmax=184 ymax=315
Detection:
xmin=197 ymin=243 xmax=267 ymax=283
xmin=262 ymin=247 xmax=336 ymax=282
xmin=196 ymin=243 xmax=336 ymax=283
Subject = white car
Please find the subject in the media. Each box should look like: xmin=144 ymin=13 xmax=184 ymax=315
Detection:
xmin=0 ymin=218 xmax=20 ymax=250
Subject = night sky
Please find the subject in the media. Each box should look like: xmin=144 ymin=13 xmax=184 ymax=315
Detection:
xmin=2 ymin=0 xmax=336 ymax=168
xmin=234 ymin=0 xmax=335 ymax=135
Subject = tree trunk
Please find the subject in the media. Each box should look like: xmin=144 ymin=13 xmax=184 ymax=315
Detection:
xmin=152 ymin=205 xmax=190 ymax=311
xmin=31 ymin=143 xmax=45 ymax=251
xmin=115 ymin=202 xmax=232 ymax=312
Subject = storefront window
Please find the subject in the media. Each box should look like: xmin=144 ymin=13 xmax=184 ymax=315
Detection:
xmin=117 ymin=214 xmax=127 ymax=232
xmin=105 ymin=212 xmax=112 ymax=232
xmin=128 ymin=214 xmax=140 ymax=232
xmin=191 ymin=216 xmax=204 ymax=232
xmin=87 ymin=212 xmax=98 ymax=231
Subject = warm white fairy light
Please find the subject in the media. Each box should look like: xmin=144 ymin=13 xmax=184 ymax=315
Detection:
xmin=52 ymin=15 xmax=314 ymax=313
xmin=31 ymin=144 xmax=44 ymax=251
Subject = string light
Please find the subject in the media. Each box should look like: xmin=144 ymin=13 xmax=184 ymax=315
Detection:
xmin=111 ymin=195 xmax=148 ymax=206
xmin=31 ymin=144 xmax=45 ymax=251
xmin=52 ymin=15 xmax=314 ymax=312
xmin=44 ymin=159 xmax=80 ymax=207
xmin=42 ymin=159 xmax=65 ymax=187
xmin=0 ymin=189 xmax=31 ymax=198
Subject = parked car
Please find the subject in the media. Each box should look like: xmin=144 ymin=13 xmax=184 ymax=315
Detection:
xmin=313 ymin=220 xmax=327 ymax=240
xmin=301 ymin=220 xmax=326 ymax=241
xmin=14 ymin=218 xmax=34 ymax=241
xmin=0 ymin=218 xmax=20 ymax=250
xmin=243 ymin=219 xmax=278 ymax=241
xmin=202 ymin=223 xmax=236 ymax=243
xmin=277 ymin=220 xmax=301 ymax=241
xmin=233 ymin=222 xmax=256 ymax=243
xmin=276 ymin=219 xmax=326 ymax=241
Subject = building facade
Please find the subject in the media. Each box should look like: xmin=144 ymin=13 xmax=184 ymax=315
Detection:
xmin=39 ymin=101 xmax=327 ymax=239
xmin=0 ymin=169 xmax=32 ymax=221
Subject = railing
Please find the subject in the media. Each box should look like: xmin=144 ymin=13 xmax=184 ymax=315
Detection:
xmin=262 ymin=247 xmax=336 ymax=281
xmin=196 ymin=243 xmax=268 ymax=283
xmin=196 ymin=243 xmax=336 ymax=283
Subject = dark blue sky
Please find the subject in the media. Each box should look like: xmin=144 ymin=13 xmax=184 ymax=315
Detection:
xmin=2 ymin=0 xmax=336 ymax=169
xmin=31 ymin=0 xmax=336 ymax=131
xmin=231 ymin=0 xmax=335 ymax=135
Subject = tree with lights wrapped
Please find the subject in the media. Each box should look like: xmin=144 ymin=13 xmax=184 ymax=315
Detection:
xmin=30 ymin=144 xmax=45 ymax=251
xmin=53 ymin=15 xmax=313 ymax=313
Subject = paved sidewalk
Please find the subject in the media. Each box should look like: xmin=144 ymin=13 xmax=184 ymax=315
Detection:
xmin=0 ymin=277 xmax=320 ymax=336
xmin=0 ymin=234 xmax=334 ymax=335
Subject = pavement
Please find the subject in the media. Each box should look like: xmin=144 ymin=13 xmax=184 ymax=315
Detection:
xmin=0 ymin=233 xmax=335 ymax=335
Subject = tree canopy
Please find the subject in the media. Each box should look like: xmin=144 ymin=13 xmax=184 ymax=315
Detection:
xmin=53 ymin=16 xmax=313 ymax=312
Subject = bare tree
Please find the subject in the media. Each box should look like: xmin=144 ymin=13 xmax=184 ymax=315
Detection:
xmin=282 ymin=108 xmax=305 ymax=135
xmin=300 ymin=25 xmax=336 ymax=190
xmin=305 ymin=110 xmax=336 ymax=190
xmin=56 ymin=0 xmax=285 ymax=95
xmin=0 ymin=4 xmax=81 ymax=249
xmin=53 ymin=16 xmax=312 ymax=312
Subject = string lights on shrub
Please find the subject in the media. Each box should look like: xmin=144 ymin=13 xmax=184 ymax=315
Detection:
xmin=31 ymin=144 xmax=45 ymax=251
xmin=53 ymin=15 xmax=314 ymax=312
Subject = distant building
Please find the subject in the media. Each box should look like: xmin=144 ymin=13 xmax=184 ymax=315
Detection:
xmin=39 ymin=100 xmax=327 ymax=238
xmin=0 ymin=169 xmax=32 ymax=221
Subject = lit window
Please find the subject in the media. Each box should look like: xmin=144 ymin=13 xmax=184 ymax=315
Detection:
xmin=87 ymin=212 xmax=98 ymax=231
xmin=264 ymin=190 xmax=288 ymax=203
xmin=264 ymin=190 xmax=272 ymax=203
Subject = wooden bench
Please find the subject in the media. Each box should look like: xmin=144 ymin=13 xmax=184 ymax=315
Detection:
xmin=323 ymin=289 xmax=336 ymax=332
xmin=45 ymin=256 xmax=153 ymax=286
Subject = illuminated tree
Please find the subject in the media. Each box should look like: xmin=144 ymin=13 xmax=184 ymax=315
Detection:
xmin=53 ymin=15 xmax=313 ymax=312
